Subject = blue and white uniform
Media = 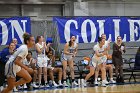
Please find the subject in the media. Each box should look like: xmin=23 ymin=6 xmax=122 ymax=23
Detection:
xmin=5 ymin=45 xmax=28 ymax=78
xmin=92 ymin=43 xmax=107 ymax=67
xmin=36 ymin=42 xmax=49 ymax=67
xmin=61 ymin=42 xmax=77 ymax=61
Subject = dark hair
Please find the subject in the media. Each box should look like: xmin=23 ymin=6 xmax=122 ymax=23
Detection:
xmin=36 ymin=36 xmax=41 ymax=43
xmin=98 ymin=37 xmax=102 ymax=43
xmin=69 ymin=41 xmax=72 ymax=47
xmin=68 ymin=36 xmax=76 ymax=47
xmin=23 ymin=33 xmax=32 ymax=44
xmin=117 ymin=36 xmax=121 ymax=39
xmin=28 ymin=51 xmax=32 ymax=55
xmin=9 ymin=42 xmax=15 ymax=46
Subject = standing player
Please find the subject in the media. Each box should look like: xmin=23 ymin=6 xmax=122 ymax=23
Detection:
xmin=35 ymin=35 xmax=50 ymax=87
xmin=1 ymin=33 xmax=35 ymax=93
xmin=94 ymin=34 xmax=115 ymax=85
xmin=61 ymin=36 xmax=78 ymax=87
xmin=92 ymin=37 xmax=107 ymax=87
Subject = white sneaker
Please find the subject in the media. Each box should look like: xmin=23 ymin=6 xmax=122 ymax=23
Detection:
xmin=13 ymin=87 xmax=18 ymax=92
xmin=109 ymin=80 xmax=116 ymax=84
xmin=104 ymin=80 xmax=109 ymax=85
xmin=63 ymin=81 xmax=69 ymax=87
xmin=23 ymin=84 xmax=27 ymax=89
xmin=101 ymin=81 xmax=106 ymax=87
xmin=45 ymin=84 xmax=50 ymax=88
xmin=32 ymin=83 xmax=38 ymax=88
xmin=82 ymin=81 xmax=87 ymax=87
xmin=72 ymin=81 xmax=79 ymax=86
xmin=94 ymin=81 xmax=99 ymax=85
xmin=39 ymin=84 xmax=44 ymax=88
xmin=58 ymin=82 xmax=63 ymax=86
xmin=53 ymin=82 xmax=58 ymax=87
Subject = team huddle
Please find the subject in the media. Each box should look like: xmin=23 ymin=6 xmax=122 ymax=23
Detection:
xmin=0 ymin=33 xmax=126 ymax=93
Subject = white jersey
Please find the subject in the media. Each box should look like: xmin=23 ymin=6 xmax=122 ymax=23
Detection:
xmin=93 ymin=43 xmax=105 ymax=55
xmin=36 ymin=42 xmax=49 ymax=67
xmin=5 ymin=45 xmax=28 ymax=78
xmin=92 ymin=43 xmax=107 ymax=67
xmin=36 ymin=42 xmax=45 ymax=56
xmin=67 ymin=42 xmax=77 ymax=54
xmin=62 ymin=42 xmax=77 ymax=61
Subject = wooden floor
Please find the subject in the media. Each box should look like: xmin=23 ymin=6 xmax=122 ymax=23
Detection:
xmin=15 ymin=84 xmax=140 ymax=93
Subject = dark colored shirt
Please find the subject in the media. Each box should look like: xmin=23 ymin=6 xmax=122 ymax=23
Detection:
xmin=0 ymin=48 xmax=13 ymax=64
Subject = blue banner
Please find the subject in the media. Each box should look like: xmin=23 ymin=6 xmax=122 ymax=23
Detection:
xmin=0 ymin=17 xmax=31 ymax=45
xmin=53 ymin=17 xmax=140 ymax=43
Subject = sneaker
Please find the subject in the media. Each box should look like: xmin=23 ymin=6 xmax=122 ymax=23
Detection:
xmin=13 ymin=87 xmax=18 ymax=92
xmin=32 ymin=83 xmax=38 ymax=88
xmin=53 ymin=82 xmax=58 ymax=87
xmin=104 ymin=80 xmax=109 ymax=85
xmin=23 ymin=84 xmax=27 ymax=89
xmin=94 ymin=81 xmax=99 ymax=85
xmin=44 ymin=83 xmax=50 ymax=88
xmin=82 ymin=81 xmax=87 ymax=87
xmin=101 ymin=81 xmax=106 ymax=87
xmin=39 ymin=84 xmax=44 ymax=88
xmin=58 ymin=82 xmax=63 ymax=86
xmin=109 ymin=80 xmax=116 ymax=84
xmin=63 ymin=81 xmax=69 ymax=87
xmin=72 ymin=81 xmax=79 ymax=86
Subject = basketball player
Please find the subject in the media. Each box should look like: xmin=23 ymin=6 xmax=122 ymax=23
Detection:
xmin=1 ymin=33 xmax=35 ymax=93
xmin=61 ymin=36 xmax=79 ymax=87
xmin=94 ymin=34 xmax=115 ymax=85
xmin=35 ymin=35 xmax=50 ymax=87
xmin=92 ymin=37 xmax=107 ymax=87
xmin=23 ymin=51 xmax=38 ymax=88
xmin=47 ymin=50 xmax=63 ymax=87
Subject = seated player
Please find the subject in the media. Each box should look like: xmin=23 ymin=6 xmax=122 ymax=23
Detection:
xmin=47 ymin=50 xmax=63 ymax=87
xmin=23 ymin=51 xmax=38 ymax=88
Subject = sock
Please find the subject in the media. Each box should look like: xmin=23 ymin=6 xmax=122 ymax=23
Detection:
xmin=59 ymin=80 xmax=62 ymax=84
xmin=45 ymin=81 xmax=48 ymax=84
xmin=33 ymin=82 xmax=36 ymax=84
xmin=110 ymin=78 xmax=113 ymax=81
xmin=52 ymin=81 xmax=56 ymax=84
xmin=63 ymin=79 xmax=66 ymax=82
xmin=102 ymin=80 xmax=106 ymax=83
xmin=95 ymin=78 xmax=97 ymax=82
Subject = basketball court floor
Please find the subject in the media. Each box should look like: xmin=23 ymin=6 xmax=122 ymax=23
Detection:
xmin=14 ymin=83 xmax=140 ymax=93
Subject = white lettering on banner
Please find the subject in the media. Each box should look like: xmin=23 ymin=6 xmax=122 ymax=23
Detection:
xmin=113 ymin=19 xmax=121 ymax=41
xmin=62 ymin=18 xmax=140 ymax=43
xmin=64 ymin=20 xmax=78 ymax=42
xmin=81 ymin=19 xmax=97 ymax=43
xmin=97 ymin=20 xmax=105 ymax=37
xmin=0 ymin=21 xmax=8 ymax=45
xmin=9 ymin=20 xmax=27 ymax=43
xmin=128 ymin=20 xmax=140 ymax=41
